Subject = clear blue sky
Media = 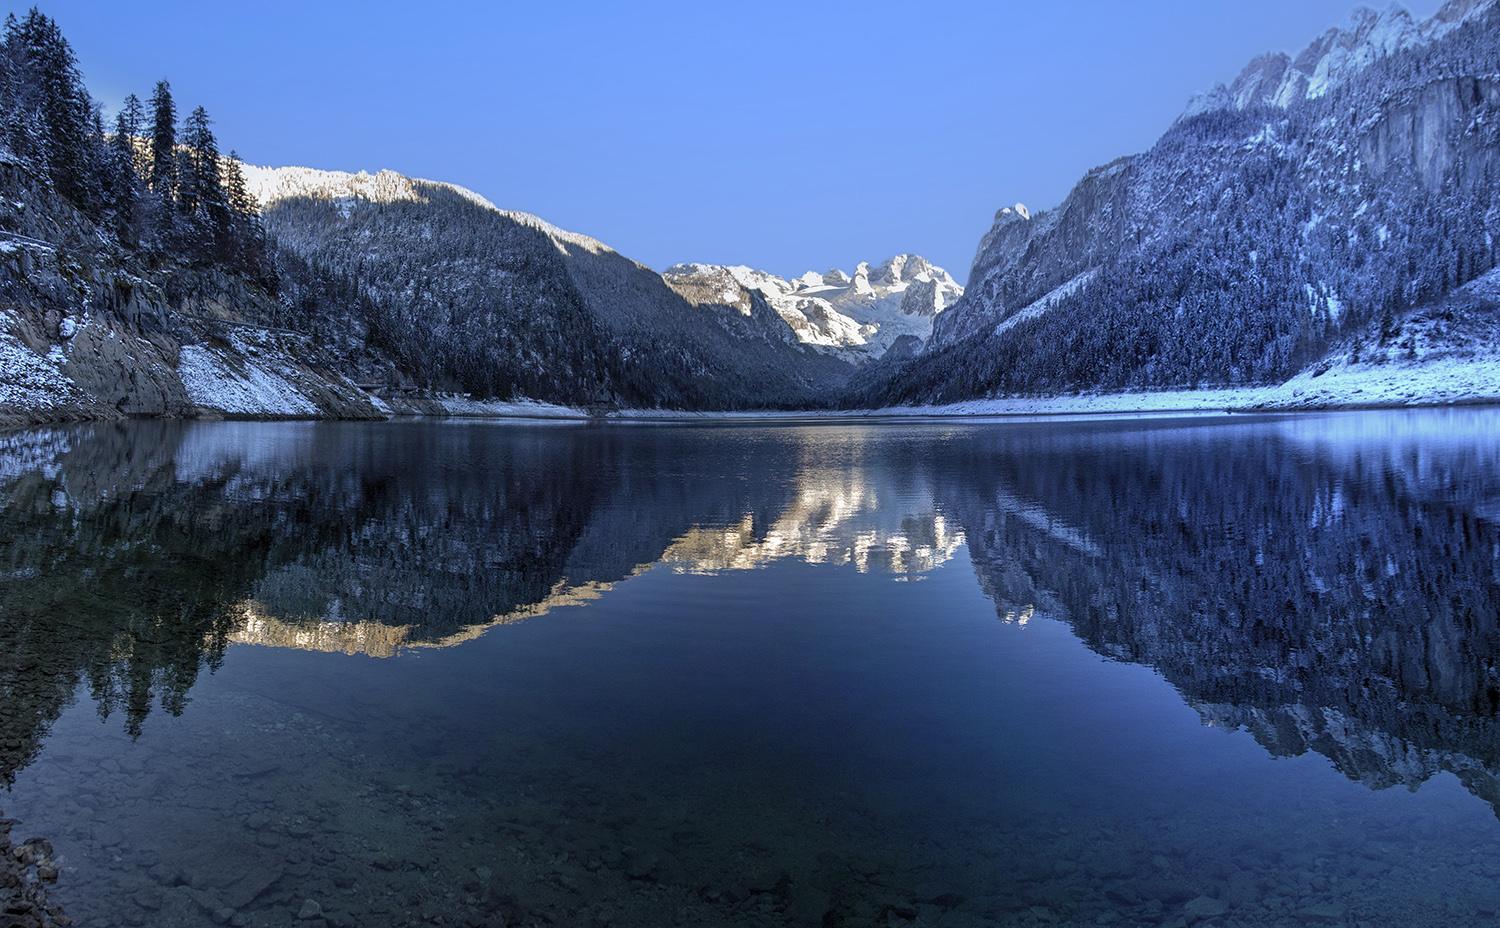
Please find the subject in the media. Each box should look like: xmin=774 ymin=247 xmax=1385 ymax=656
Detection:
xmin=35 ymin=0 xmax=1446 ymax=282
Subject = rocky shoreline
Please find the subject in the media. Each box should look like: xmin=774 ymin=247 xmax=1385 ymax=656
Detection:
xmin=1 ymin=815 xmax=68 ymax=928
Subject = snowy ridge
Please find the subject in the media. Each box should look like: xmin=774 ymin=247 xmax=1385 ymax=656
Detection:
xmin=243 ymin=166 xmax=420 ymax=206
xmin=244 ymin=165 xmax=612 ymax=256
xmin=993 ymin=269 xmax=1097 ymax=337
xmin=1182 ymin=0 xmax=1496 ymax=117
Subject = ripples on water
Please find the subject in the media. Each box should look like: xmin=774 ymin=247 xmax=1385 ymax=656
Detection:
xmin=3 ymin=412 xmax=1500 ymax=927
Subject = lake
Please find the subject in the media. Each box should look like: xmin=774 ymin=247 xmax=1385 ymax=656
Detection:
xmin=2 ymin=411 xmax=1500 ymax=928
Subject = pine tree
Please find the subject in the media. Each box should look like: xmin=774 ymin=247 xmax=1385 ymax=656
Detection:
xmin=148 ymin=79 xmax=175 ymax=194
xmin=148 ymin=79 xmax=176 ymax=248
xmin=113 ymin=93 xmax=142 ymax=169
xmin=105 ymin=94 xmax=144 ymax=244
xmin=3 ymin=10 xmax=94 ymax=210
xmin=223 ymin=149 xmax=268 ymax=274
xmin=180 ymin=105 xmax=226 ymax=259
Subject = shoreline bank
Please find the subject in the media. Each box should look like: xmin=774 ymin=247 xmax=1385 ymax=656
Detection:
xmin=6 ymin=354 xmax=1498 ymax=429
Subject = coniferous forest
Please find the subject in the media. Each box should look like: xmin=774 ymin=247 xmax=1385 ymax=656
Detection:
xmin=0 ymin=9 xmax=269 ymax=282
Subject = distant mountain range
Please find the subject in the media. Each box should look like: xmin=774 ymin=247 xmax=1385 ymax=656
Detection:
xmin=247 ymin=165 xmax=958 ymax=410
xmin=663 ymin=257 xmax=962 ymax=363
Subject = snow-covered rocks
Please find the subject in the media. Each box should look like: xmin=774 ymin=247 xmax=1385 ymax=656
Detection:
xmin=1182 ymin=0 xmax=1496 ymax=118
xmin=668 ymin=254 xmax=963 ymax=361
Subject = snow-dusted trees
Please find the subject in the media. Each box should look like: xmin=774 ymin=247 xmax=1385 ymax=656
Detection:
xmin=851 ymin=3 xmax=1500 ymax=408
xmin=105 ymin=93 xmax=143 ymax=242
xmin=146 ymin=79 xmax=178 ymax=248
xmin=1 ymin=9 xmax=97 ymax=211
xmin=179 ymin=105 xmax=228 ymax=255
xmin=148 ymin=79 xmax=175 ymax=195
xmin=0 ymin=15 xmax=272 ymax=283
xmin=222 ymin=151 xmax=270 ymax=281
xmin=0 ymin=10 xmax=271 ymax=283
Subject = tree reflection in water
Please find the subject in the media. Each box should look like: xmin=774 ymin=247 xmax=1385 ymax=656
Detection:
xmin=4 ymin=413 xmax=1500 ymax=927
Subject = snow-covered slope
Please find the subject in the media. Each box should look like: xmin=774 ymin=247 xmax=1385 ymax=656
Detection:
xmin=663 ymin=255 xmax=962 ymax=361
xmin=245 ymin=166 xmax=613 ymax=256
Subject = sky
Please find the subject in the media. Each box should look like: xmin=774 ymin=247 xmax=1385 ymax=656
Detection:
xmin=34 ymin=0 xmax=1449 ymax=282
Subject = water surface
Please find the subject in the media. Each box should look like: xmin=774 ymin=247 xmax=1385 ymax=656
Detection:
xmin=3 ymin=412 xmax=1500 ymax=927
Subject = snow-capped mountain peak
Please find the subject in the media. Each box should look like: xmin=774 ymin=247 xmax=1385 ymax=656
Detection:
xmin=666 ymin=255 xmax=962 ymax=360
xmin=1181 ymin=0 xmax=1495 ymax=118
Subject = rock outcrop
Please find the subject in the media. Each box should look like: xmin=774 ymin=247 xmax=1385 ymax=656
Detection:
xmin=0 ymin=156 xmax=386 ymax=428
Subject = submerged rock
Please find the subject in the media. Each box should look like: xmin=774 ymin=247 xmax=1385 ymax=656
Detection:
xmin=0 ymin=812 xmax=68 ymax=928
xmin=1184 ymin=895 xmax=1229 ymax=918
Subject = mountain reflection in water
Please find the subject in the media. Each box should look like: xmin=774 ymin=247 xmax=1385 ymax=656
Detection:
xmin=3 ymin=412 xmax=1500 ymax=926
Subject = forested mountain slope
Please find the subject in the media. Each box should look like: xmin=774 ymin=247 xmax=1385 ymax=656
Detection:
xmin=249 ymin=167 xmax=854 ymax=410
xmin=850 ymin=0 xmax=1500 ymax=407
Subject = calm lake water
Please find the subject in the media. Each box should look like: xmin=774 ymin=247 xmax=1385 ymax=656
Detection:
xmin=3 ymin=411 xmax=1500 ymax=928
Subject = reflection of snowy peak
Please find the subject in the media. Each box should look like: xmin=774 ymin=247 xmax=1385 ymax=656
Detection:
xmin=1183 ymin=0 xmax=1494 ymax=116
xmin=659 ymin=468 xmax=963 ymax=577
xmin=664 ymin=255 xmax=962 ymax=361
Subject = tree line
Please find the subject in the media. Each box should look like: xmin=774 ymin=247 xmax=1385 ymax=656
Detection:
xmin=0 ymin=8 xmax=270 ymax=283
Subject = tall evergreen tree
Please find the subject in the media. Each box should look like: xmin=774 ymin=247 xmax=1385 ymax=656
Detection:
xmin=4 ymin=9 xmax=94 ymax=210
xmin=148 ymin=79 xmax=174 ymax=195
xmin=112 ymin=93 xmax=142 ymax=168
xmin=223 ymin=149 xmax=267 ymax=272
xmin=180 ymin=105 xmax=226 ymax=259
xmin=108 ymin=93 xmax=143 ymax=242
xmin=148 ymin=79 xmax=176 ymax=248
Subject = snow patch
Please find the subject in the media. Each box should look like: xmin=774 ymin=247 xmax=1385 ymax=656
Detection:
xmin=418 ymin=394 xmax=589 ymax=419
xmin=993 ymin=270 xmax=1098 ymax=337
xmin=177 ymin=344 xmax=320 ymax=416
xmin=0 ymin=329 xmax=78 ymax=412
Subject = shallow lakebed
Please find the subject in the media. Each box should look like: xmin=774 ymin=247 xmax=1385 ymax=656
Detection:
xmin=3 ymin=412 xmax=1500 ymax=927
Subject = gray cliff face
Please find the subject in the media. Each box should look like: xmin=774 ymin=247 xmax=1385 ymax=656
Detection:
xmin=1359 ymin=76 xmax=1500 ymax=191
xmin=941 ymin=72 xmax=1500 ymax=352
xmin=861 ymin=0 xmax=1500 ymax=406
xmin=934 ymin=160 xmax=1134 ymax=347
xmin=896 ymin=277 xmax=943 ymax=319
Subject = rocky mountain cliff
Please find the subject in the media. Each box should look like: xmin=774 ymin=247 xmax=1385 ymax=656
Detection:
xmin=0 ymin=158 xmax=386 ymax=428
xmin=852 ymin=0 xmax=1500 ymax=407
xmin=1183 ymin=0 xmax=1492 ymax=116
xmin=662 ymin=256 xmax=962 ymax=362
